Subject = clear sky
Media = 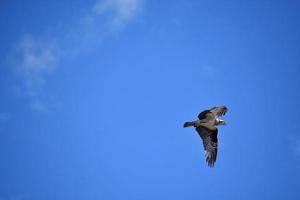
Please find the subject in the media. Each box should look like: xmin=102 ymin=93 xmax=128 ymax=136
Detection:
xmin=1 ymin=0 xmax=300 ymax=199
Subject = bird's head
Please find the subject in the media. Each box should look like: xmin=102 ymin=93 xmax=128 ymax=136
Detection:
xmin=216 ymin=118 xmax=226 ymax=126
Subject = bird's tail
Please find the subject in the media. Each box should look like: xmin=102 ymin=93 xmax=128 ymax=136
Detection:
xmin=183 ymin=121 xmax=195 ymax=128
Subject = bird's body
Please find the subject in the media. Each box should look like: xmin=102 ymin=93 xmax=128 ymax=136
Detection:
xmin=184 ymin=105 xmax=228 ymax=167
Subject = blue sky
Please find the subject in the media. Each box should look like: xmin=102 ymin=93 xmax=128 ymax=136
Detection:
xmin=1 ymin=0 xmax=300 ymax=199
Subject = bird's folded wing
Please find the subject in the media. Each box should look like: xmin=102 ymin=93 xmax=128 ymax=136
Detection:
xmin=197 ymin=106 xmax=227 ymax=120
xmin=209 ymin=105 xmax=228 ymax=117
xmin=198 ymin=110 xmax=213 ymax=120
xmin=196 ymin=126 xmax=218 ymax=167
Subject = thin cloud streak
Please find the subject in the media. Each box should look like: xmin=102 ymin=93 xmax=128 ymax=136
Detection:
xmin=13 ymin=35 xmax=58 ymax=97
xmin=16 ymin=35 xmax=58 ymax=74
xmin=10 ymin=0 xmax=144 ymax=111
xmin=64 ymin=0 xmax=143 ymax=54
xmin=93 ymin=0 xmax=143 ymax=28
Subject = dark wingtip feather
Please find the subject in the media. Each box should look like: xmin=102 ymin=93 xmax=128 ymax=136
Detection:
xmin=205 ymin=151 xmax=216 ymax=167
xmin=184 ymin=122 xmax=195 ymax=128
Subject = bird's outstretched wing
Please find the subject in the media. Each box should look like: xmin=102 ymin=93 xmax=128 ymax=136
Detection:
xmin=198 ymin=105 xmax=227 ymax=119
xmin=196 ymin=126 xmax=218 ymax=167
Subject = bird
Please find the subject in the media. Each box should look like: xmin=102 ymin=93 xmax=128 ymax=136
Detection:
xmin=183 ymin=105 xmax=228 ymax=167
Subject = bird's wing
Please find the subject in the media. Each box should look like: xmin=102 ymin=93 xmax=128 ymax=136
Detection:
xmin=196 ymin=126 xmax=218 ymax=167
xmin=197 ymin=105 xmax=227 ymax=120
xmin=198 ymin=109 xmax=213 ymax=120
xmin=208 ymin=105 xmax=228 ymax=117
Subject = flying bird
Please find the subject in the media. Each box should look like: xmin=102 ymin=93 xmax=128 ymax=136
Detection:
xmin=184 ymin=105 xmax=228 ymax=167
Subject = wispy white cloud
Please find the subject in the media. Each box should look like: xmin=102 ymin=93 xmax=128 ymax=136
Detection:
xmin=16 ymin=35 xmax=58 ymax=74
xmin=66 ymin=0 xmax=143 ymax=52
xmin=10 ymin=0 xmax=144 ymax=112
xmin=13 ymin=35 xmax=58 ymax=96
xmin=93 ymin=0 xmax=143 ymax=28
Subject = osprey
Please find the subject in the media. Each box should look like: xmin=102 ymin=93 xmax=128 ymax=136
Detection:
xmin=184 ymin=105 xmax=228 ymax=167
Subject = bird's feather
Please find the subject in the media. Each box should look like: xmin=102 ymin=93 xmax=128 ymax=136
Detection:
xmin=198 ymin=105 xmax=227 ymax=120
xmin=196 ymin=126 xmax=218 ymax=167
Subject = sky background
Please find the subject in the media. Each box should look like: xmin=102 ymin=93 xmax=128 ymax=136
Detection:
xmin=1 ymin=0 xmax=300 ymax=199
